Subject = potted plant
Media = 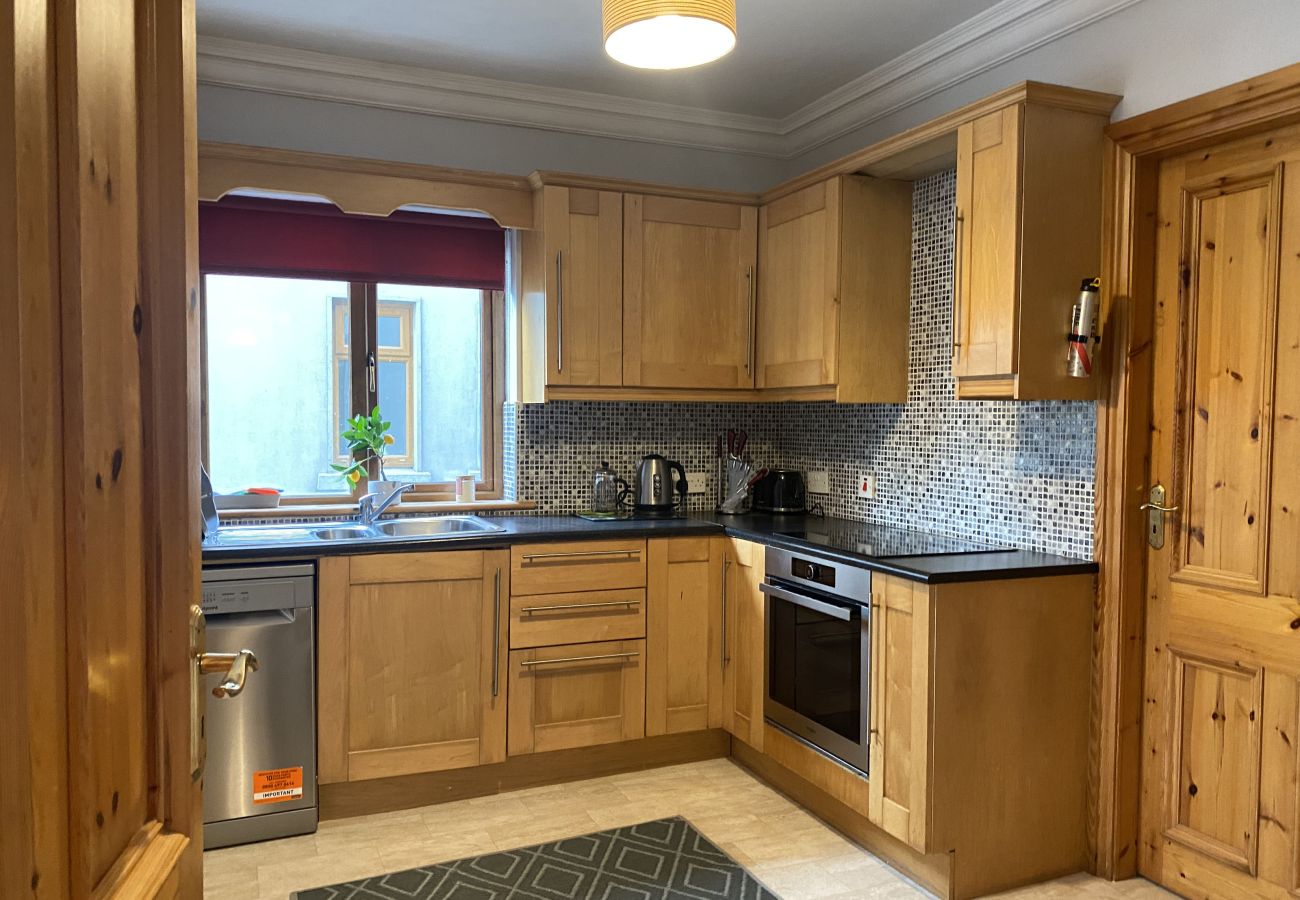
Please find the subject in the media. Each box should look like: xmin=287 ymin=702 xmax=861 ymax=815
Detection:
xmin=332 ymin=406 xmax=401 ymax=499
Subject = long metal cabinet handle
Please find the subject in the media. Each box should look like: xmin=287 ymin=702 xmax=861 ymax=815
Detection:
xmin=520 ymin=598 xmax=640 ymax=614
xmin=555 ymin=250 xmax=564 ymax=374
xmin=721 ymin=555 xmax=730 ymax=668
xmin=952 ymin=210 xmax=965 ymax=358
xmin=520 ymin=650 xmax=639 ymax=668
xmin=492 ymin=567 xmax=502 ymax=698
xmin=520 ymin=549 xmax=640 ymax=563
xmin=745 ymin=266 xmax=755 ymax=376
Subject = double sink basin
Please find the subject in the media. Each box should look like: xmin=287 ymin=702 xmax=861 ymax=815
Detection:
xmin=211 ymin=515 xmax=503 ymax=547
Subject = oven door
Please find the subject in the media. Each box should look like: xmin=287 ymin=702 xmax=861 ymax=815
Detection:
xmin=762 ymin=579 xmax=870 ymax=774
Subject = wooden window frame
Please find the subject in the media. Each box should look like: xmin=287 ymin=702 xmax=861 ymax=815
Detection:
xmin=200 ymin=274 xmax=505 ymax=506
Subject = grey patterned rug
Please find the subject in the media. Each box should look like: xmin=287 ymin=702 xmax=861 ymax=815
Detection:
xmin=292 ymin=817 xmax=778 ymax=900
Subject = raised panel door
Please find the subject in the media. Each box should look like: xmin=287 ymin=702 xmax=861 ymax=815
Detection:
xmin=646 ymin=538 xmax=722 ymax=735
xmin=756 ymin=179 xmax=839 ymax=389
xmin=544 ymin=186 xmax=622 ymax=387
xmin=623 ymin=194 xmax=758 ymax=389
xmin=1140 ymin=122 xmax=1300 ymax=898
xmin=954 ymin=105 xmax=1022 ymax=381
xmin=868 ymin=574 xmax=931 ymax=852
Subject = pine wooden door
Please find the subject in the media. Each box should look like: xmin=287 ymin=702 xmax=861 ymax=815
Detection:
xmin=2 ymin=0 xmax=203 ymax=895
xmin=953 ymin=105 xmax=1022 ymax=380
xmin=645 ymin=538 xmax=722 ymax=735
xmin=324 ymin=551 xmax=508 ymax=782
xmin=542 ymin=185 xmax=623 ymax=386
xmin=756 ymin=179 xmax=840 ymax=389
xmin=623 ymin=194 xmax=758 ymax=389
xmin=1140 ymin=122 xmax=1300 ymax=898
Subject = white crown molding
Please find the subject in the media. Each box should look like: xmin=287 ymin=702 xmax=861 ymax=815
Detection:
xmin=196 ymin=0 xmax=1145 ymax=161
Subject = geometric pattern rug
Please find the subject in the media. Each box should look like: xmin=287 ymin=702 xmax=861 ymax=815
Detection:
xmin=292 ymin=817 xmax=779 ymax=900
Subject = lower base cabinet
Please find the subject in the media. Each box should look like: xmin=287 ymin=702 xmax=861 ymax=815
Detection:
xmin=722 ymin=537 xmax=765 ymax=749
xmin=507 ymin=639 xmax=645 ymax=755
xmin=645 ymin=538 xmax=723 ymax=736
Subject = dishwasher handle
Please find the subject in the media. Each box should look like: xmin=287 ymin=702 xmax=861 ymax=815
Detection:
xmin=198 ymin=648 xmax=260 ymax=699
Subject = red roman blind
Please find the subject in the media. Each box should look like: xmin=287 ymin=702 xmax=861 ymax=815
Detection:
xmin=199 ymin=196 xmax=505 ymax=290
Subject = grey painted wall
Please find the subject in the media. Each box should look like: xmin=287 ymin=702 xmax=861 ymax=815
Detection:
xmin=197 ymin=0 xmax=1300 ymax=193
xmin=786 ymin=0 xmax=1300 ymax=176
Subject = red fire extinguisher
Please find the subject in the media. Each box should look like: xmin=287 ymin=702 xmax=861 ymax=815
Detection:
xmin=1066 ymin=277 xmax=1101 ymax=378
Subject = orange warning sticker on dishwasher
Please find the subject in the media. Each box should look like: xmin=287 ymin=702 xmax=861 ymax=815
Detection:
xmin=252 ymin=767 xmax=303 ymax=805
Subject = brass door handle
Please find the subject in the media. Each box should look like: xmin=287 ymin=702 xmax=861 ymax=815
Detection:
xmin=1139 ymin=501 xmax=1180 ymax=513
xmin=198 ymin=649 xmax=259 ymax=699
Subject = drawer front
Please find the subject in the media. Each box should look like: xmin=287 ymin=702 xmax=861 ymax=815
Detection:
xmin=507 ymin=639 xmax=645 ymax=756
xmin=510 ymin=540 xmax=647 ymax=595
xmin=510 ymin=588 xmax=646 ymax=649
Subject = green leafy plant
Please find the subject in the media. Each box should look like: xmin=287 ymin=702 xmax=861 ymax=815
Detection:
xmin=331 ymin=406 xmax=395 ymax=486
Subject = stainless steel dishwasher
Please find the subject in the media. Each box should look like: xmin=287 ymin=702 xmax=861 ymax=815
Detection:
xmin=201 ymin=563 xmax=317 ymax=849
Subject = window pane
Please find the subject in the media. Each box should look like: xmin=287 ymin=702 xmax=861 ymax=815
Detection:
xmin=336 ymin=358 xmax=351 ymax=457
xmin=205 ymin=273 xmax=350 ymax=496
xmin=377 ymin=314 xmax=402 ymax=348
xmin=377 ymin=360 xmax=409 ymax=457
xmin=378 ymin=284 xmax=484 ymax=483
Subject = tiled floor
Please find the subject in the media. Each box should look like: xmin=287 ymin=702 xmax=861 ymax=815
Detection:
xmin=203 ymin=759 xmax=1172 ymax=899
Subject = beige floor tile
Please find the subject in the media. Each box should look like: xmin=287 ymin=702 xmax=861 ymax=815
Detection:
xmin=203 ymin=758 xmax=1173 ymax=900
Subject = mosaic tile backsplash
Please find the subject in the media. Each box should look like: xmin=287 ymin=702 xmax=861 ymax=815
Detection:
xmin=510 ymin=170 xmax=1097 ymax=558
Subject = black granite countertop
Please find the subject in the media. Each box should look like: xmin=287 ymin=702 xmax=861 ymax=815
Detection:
xmin=202 ymin=511 xmax=1096 ymax=585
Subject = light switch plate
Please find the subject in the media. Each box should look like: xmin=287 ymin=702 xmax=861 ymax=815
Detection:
xmin=806 ymin=471 xmax=830 ymax=494
xmin=857 ymin=474 xmax=877 ymax=499
xmin=684 ymin=472 xmax=710 ymax=495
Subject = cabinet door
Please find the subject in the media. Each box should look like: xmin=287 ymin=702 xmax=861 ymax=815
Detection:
xmin=954 ymin=104 xmax=1022 ymax=381
xmin=757 ymin=179 xmax=840 ymax=389
xmin=543 ymin=185 xmax=623 ymax=387
xmin=722 ymin=538 xmax=766 ymax=749
xmin=623 ymin=194 xmax=758 ymax=389
xmin=868 ymin=573 xmax=932 ymax=851
xmin=646 ymin=538 xmax=722 ymax=735
xmin=330 ymin=550 xmax=508 ymax=782
xmin=508 ymin=639 xmax=645 ymax=755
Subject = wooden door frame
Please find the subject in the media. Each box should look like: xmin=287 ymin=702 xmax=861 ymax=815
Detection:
xmin=1092 ymin=60 xmax=1300 ymax=879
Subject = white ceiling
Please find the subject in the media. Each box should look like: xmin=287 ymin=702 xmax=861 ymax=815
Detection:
xmin=195 ymin=0 xmax=1005 ymax=119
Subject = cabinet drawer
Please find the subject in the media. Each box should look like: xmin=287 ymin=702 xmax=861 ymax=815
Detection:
xmin=510 ymin=540 xmax=646 ymax=595
xmin=507 ymin=639 xmax=645 ymax=755
xmin=510 ymin=588 xmax=646 ymax=649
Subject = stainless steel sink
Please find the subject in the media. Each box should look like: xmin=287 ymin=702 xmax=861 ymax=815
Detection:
xmin=311 ymin=525 xmax=376 ymax=541
xmin=373 ymin=516 xmax=503 ymax=538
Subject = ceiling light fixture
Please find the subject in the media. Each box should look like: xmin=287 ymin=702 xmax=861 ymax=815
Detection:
xmin=602 ymin=0 xmax=737 ymax=70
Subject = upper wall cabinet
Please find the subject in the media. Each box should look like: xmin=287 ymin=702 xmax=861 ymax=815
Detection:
xmin=623 ymin=194 xmax=758 ymax=390
xmin=756 ymin=175 xmax=912 ymax=402
xmin=952 ymin=99 xmax=1109 ymax=400
xmin=520 ymin=186 xmax=624 ymax=399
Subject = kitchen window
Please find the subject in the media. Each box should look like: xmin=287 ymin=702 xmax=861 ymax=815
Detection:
xmin=199 ymin=196 xmax=506 ymax=505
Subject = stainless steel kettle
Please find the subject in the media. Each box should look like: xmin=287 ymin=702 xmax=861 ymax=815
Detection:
xmin=633 ymin=454 xmax=687 ymax=512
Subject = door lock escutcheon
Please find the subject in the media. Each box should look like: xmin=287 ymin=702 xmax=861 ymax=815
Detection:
xmin=1140 ymin=484 xmax=1180 ymax=549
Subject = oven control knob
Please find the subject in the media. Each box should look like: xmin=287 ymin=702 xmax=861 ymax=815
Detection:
xmin=805 ymin=563 xmax=820 ymax=580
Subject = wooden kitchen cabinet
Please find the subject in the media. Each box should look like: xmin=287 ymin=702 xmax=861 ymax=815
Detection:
xmin=645 ymin=538 xmax=723 ymax=735
xmin=952 ymin=99 xmax=1110 ymax=400
xmin=756 ymin=175 xmax=912 ymax=401
xmin=867 ymin=573 xmax=931 ymax=850
xmin=722 ymin=537 xmax=766 ymax=750
xmin=623 ymin=193 xmax=758 ymax=390
xmin=316 ymin=550 xmax=508 ymax=783
xmin=526 ymin=185 xmax=623 ymax=393
xmin=507 ymin=639 xmax=646 ymax=755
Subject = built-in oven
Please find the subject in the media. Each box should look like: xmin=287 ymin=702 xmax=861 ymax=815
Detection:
xmin=762 ymin=546 xmax=872 ymax=774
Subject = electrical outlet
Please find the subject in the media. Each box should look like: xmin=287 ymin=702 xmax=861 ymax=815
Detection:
xmin=806 ymin=470 xmax=830 ymax=494
xmin=857 ymin=474 xmax=877 ymax=499
xmin=684 ymin=472 xmax=710 ymax=495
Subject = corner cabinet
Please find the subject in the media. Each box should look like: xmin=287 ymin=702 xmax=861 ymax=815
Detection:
xmin=756 ymin=175 xmax=913 ymax=401
xmin=722 ymin=537 xmax=765 ymax=750
xmin=951 ymin=98 xmax=1112 ymax=400
xmin=316 ymin=551 xmax=508 ymax=783
xmin=622 ymin=194 xmax=758 ymax=390
xmin=645 ymin=538 xmax=723 ymax=735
